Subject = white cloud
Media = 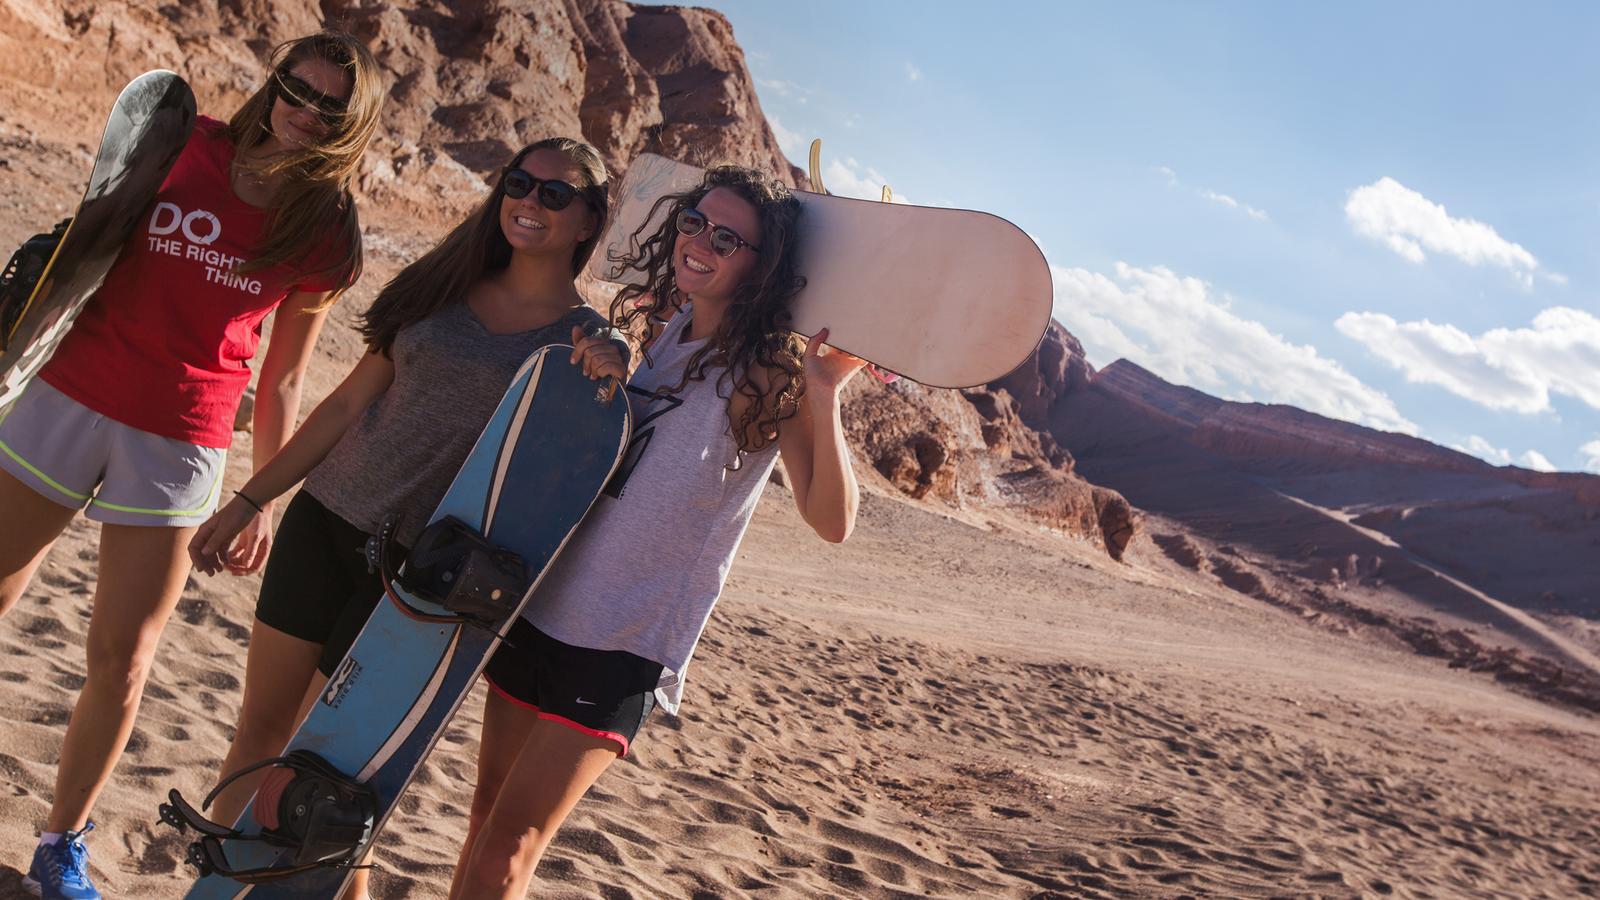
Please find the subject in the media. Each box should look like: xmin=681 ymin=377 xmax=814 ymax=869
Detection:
xmin=1052 ymin=263 xmax=1417 ymax=434
xmin=1335 ymin=307 xmax=1600 ymax=414
xmin=1456 ymin=435 xmax=1512 ymax=465
xmin=1344 ymin=177 xmax=1541 ymax=285
xmin=1199 ymin=189 xmax=1269 ymax=221
xmin=762 ymin=120 xmax=909 ymax=205
xmin=1159 ymin=166 xmax=1269 ymax=221
xmin=904 ymin=62 xmax=922 ymax=82
xmin=756 ymin=78 xmax=810 ymax=104
xmin=1200 ymin=189 xmax=1236 ymax=208
xmin=1519 ymin=449 xmax=1557 ymax=472
xmin=767 ymin=115 xmax=804 ymax=158
xmin=819 ymin=157 xmax=910 ymax=204
xmin=1580 ymin=439 xmax=1600 ymax=474
xmin=1452 ymin=437 xmax=1554 ymax=470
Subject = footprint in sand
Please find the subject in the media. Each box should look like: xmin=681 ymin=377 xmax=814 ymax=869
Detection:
xmin=19 ymin=615 xmax=66 ymax=638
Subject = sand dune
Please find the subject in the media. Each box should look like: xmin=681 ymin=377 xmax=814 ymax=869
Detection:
xmin=3 ymin=487 xmax=1599 ymax=898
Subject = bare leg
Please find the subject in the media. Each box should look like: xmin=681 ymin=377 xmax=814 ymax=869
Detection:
xmin=0 ymin=468 xmax=78 ymax=620
xmin=448 ymin=708 xmax=619 ymax=900
xmin=45 ymin=522 xmax=195 ymax=832
xmin=446 ymin=688 xmax=541 ymax=899
xmin=207 ymin=620 xmax=322 ymax=826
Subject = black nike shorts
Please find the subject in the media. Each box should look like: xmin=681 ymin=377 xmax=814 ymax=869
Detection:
xmin=254 ymin=491 xmax=406 ymax=677
xmin=482 ymin=618 xmax=663 ymax=756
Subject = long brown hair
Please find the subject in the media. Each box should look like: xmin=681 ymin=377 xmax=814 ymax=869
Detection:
xmin=609 ymin=166 xmax=807 ymax=459
xmin=228 ymin=31 xmax=383 ymax=305
xmin=360 ymin=138 xmax=611 ymax=355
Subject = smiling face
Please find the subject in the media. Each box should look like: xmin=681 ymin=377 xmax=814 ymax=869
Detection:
xmin=673 ymin=186 xmax=764 ymax=303
xmin=497 ymin=149 xmax=596 ymax=260
xmin=267 ymin=57 xmax=352 ymax=149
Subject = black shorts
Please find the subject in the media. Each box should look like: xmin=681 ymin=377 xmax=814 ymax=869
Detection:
xmin=482 ymin=619 xmax=663 ymax=756
xmin=255 ymin=492 xmax=406 ymax=677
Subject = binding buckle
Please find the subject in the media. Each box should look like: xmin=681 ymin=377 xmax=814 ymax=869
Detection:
xmin=366 ymin=513 xmax=529 ymax=627
xmin=158 ymin=749 xmax=377 ymax=882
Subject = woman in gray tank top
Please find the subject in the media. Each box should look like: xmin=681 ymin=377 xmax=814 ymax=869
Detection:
xmin=184 ymin=137 xmax=625 ymax=899
xmin=449 ymin=166 xmax=869 ymax=899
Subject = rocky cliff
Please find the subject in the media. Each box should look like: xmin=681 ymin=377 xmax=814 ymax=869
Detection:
xmin=0 ymin=1 xmax=798 ymax=212
xmin=0 ymin=0 xmax=1133 ymax=557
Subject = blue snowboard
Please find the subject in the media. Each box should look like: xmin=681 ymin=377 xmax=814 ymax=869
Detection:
xmin=178 ymin=346 xmax=630 ymax=897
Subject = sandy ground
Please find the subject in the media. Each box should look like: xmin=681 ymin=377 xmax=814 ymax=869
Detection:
xmin=2 ymin=480 xmax=1599 ymax=898
xmin=3 ymin=110 xmax=1600 ymax=900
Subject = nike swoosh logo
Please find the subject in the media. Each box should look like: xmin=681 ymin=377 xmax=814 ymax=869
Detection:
xmin=575 ymin=697 xmax=597 ymax=706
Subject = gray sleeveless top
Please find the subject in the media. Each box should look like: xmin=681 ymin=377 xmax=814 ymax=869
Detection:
xmin=520 ymin=304 xmax=780 ymax=714
xmin=305 ymin=301 xmax=606 ymax=548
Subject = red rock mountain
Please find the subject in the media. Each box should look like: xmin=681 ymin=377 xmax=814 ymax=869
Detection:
xmin=1027 ymin=356 xmax=1600 ymax=706
xmin=0 ymin=0 xmax=1132 ymax=556
xmin=1053 ymin=359 xmax=1598 ymax=616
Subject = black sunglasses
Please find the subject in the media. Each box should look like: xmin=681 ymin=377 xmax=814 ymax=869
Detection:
xmin=501 ymin=168 xmax=586 ymax=212
xmin=676 ymin=207 xmax=760 ymax=257
xmin=272 ymin=71 xmax=348 ymax=124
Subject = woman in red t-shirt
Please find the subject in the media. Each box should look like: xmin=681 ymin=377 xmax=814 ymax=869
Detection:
xmin=0 ymin=32 xmax=383 ymax=898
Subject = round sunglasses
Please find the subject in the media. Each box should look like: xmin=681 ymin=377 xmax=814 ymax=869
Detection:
xmin=676 ymin=207 xmax=760 ymax=257
xmin=501 ymin=168 xmax=586 ymax=212
xmin=271 ymin=71 xmax=348 ymax=125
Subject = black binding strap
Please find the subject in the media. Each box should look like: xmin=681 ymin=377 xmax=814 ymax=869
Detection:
xmin=158 ymin=750 xmax=378 ymax=882
xmin=0 ymin=218 xmax=71 ymax=349
xmin=366 ymin=513 xmax=531 ymax=631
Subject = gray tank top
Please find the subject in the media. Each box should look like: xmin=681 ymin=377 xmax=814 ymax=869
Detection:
xmin=305 ymin=301 xmax=606 ymax=548
xmin=520 ymin=304 xmax=780 ymax=714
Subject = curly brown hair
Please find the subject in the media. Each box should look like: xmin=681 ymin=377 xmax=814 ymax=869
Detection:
xmin=608 ymin=166 xmax=807 ymax=460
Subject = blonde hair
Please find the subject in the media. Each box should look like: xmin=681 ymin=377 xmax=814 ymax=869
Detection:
xmin=227 ymin=31 xmax=384 ymax=306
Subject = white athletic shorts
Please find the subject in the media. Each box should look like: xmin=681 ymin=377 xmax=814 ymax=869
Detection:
xmin=0 ymin=380 xmax=226 ymax=527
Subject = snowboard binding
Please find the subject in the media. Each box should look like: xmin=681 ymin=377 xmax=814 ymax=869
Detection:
xmin=158 ymin=749 xmax=377 ymax=883
xmin=366 ymin=513 xmax=531 ymax=629
xmin=0 ymin=218 xmax=70 ymax=349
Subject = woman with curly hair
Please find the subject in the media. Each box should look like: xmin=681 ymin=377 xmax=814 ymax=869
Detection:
xmin=447 ymin=165 xmax=867 ymax=899
xmin=0 ymin=31 xmax=383 ymax=899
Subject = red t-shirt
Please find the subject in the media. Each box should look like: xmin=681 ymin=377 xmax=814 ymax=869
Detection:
xmin=41 ymin=117 xmax=350 ymax=448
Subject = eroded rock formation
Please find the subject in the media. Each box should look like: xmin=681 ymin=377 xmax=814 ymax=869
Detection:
xmin=0 ymin=0 xmax=1135 ymax=558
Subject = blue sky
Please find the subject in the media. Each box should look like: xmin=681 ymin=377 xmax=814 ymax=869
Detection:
xmin=708 ymin=0 xmax=1600 ymax=473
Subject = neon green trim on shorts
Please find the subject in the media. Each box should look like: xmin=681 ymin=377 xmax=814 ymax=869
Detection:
xmin=87 ymin=462 xmax=226 ymax=518
xmin=0 ymin=435 xmax=92 ymax=502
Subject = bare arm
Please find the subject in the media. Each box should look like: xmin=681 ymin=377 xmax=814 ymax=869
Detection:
xmin=191 ymin=345 xmax=396 ymax=576
xmin=775 ymin=329 xmax=866 ymax=544
xmin=239 ymin=347 xmax=395 ymax=504
xmin=207 ymin=290 xmax=328 ymax=574
xmin=250 ymin=290 xmax=332 ymax=510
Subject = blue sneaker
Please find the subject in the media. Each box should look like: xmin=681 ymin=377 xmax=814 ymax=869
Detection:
xmin=23 ymin=822 xmax=101 ymax=899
